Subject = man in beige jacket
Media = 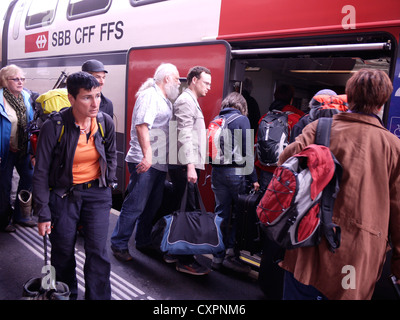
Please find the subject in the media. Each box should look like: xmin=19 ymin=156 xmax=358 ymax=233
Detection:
xmin=168 ymin=66 xmax=211 ymax=275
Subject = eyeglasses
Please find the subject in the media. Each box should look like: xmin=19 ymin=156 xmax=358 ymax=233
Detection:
xmin=8 ymin=78 xmax=26 ymax=83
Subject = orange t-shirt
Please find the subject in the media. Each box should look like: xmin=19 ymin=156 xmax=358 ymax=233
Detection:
xmin=72 ymin=118 xmax=101 ymax=184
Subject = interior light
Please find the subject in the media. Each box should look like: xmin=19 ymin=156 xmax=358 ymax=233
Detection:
xmin=290 ymin=70 xmax=356 ymax=74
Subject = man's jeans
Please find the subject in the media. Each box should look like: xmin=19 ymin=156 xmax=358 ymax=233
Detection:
xmin=111 ymin=163 xmax=166 ymax=250
xmin=211 ymin=167 xmax=246 ymax=258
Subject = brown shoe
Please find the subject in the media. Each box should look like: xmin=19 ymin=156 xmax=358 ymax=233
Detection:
xmin=3 ymin=224 xmax=16 ymax=233
xmin=111 ymin=246 xmax=133 ymax=262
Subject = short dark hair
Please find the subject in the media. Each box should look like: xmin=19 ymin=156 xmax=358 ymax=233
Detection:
xmin=274 ymin=84 xmax=294 ymax=104
xmin=67 ymin=71 xmax=100 ymax=99
xmin=187 ymin=66 xmax=211 ymax=86
xmin=346 ymin=69 xmax=393 ymax=114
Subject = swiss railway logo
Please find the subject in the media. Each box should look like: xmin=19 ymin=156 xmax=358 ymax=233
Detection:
xmin=25 ymin=31 xmax=49 ymax=53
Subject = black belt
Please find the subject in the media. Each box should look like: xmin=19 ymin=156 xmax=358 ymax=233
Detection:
xmin=73 ymin=179 xmax=100 ymax=190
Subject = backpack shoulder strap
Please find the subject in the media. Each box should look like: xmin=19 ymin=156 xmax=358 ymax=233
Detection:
xmin=226 ymin=113 xmax=242 ymax=124
xmin=96 ymin=111 xmax=106 ymax=143
xmin=48 ymin=111 xmax=65 ymax=143
xmin=315 ymin=116 xmax=342 ymax=252
xmin=315 ymin=117 xmax=333 ymax=146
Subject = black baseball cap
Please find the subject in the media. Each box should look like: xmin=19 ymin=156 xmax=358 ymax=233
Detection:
xmin=82 ymin=59 xmax=108 ymax=73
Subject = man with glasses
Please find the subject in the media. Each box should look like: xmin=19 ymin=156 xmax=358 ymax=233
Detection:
xmin=167 ymin=66 xmax=212 ymax=275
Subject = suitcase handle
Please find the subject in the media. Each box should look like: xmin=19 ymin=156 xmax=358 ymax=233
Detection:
xmin=43 ymin=234 xmax=49 ymax=266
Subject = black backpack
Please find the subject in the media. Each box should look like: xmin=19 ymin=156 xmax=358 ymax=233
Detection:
xmin=256 ymin=110 xmax=291 ymax=166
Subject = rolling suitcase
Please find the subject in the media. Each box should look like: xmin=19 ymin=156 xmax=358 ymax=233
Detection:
xmin=22 ymin=235 xmax=70 ymax=300
xmin=235 ymin=189 xmax=265 ymax=254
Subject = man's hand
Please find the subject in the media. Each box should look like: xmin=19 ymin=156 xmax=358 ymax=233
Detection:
xmin=38 ymin=222 xmax=51 ymax=236
xmin=253 ymin=181 xmax=260 ymax=192
xmin=187 ymin=163 xmax=197 ymax=184
xmin=136 ymin=123 xmax=152 ymax=173
xmin=136 ymin=156 xmax=152 ymax=174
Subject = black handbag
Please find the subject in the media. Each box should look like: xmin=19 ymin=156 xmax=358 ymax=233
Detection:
xmin=153 ymin=183 xmax=225 ymax=255
xmin=21 ymin=235 xmax=70 ymax=300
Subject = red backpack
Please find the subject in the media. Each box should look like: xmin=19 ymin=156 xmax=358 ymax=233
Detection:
xmin=256 ymin=118 xmax=342 ymax=252
xmin=207 ymin=113 xmax=241 ymax=164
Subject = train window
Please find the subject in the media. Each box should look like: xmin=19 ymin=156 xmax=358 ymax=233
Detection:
xmin=25 ymin=0 xmax=58 ymax=30
xmin=67 ymin=0 xmax=111 ymax=20
xmin=130 ymin=0 xmax=168 ymax=7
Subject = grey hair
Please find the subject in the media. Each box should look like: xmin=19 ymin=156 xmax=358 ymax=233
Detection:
xmin=136 ymin=63 xmax=178 ymax=97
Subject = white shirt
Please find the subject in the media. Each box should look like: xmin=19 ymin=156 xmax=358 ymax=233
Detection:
xmin=125 ymin=84 xmax=172 ymax=172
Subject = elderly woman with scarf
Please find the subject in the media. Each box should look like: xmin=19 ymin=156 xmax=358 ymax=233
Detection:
xmin=0 ymin=64 xmax=35 ymax=232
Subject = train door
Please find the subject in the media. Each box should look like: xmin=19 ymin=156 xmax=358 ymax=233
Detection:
xmin=126 ymin=41 xmax=231 ymax=211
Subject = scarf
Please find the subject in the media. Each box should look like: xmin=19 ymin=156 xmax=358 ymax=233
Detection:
xmin=3 ymin=88 xmax=28 ymax=157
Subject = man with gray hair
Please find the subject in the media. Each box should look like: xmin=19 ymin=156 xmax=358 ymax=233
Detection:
xmin=111 ymin=63 xmax=181 ymax=261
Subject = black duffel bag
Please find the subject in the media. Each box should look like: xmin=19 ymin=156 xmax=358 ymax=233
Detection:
xmin=152 ymin=183 xmax=225 ymax=255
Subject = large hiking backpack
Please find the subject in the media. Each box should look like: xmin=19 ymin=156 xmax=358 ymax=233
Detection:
xmin=309 ymin=94 xmax=348 ymax=121
xmin=290 ymin=95 xmax=348 ymax=143
xmin=207 ymin=113 xmax=241 ymax=165
xmin=29 ymin=89 xmax=71 ymax=156
xmin=256 ymin=110 xmax=292 ymax=166
xmin=256 ymin=117 xmax=342 ymax=252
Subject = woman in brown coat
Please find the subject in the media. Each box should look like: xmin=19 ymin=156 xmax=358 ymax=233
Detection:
xmin=277 ymin=68 xmax=400 ymax=300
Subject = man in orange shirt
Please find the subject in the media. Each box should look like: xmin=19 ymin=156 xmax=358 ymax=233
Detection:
xmin=33 ymin=72 xmax=117 ymax=300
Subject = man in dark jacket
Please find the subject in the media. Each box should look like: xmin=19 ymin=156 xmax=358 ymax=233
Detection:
xmin=33 ymin=72 xmax=117 ymax=300
xmin=82 ymin=59 xmax=114 ymax=118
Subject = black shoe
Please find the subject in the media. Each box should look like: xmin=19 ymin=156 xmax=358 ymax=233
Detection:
xmin=16 ymin=220 xmax=37 ymax=228
xmin=111 ymin=246 xmax=133 ymax=262
xmin=136 ymin=245 xmax=159 ymax=257
xmin=222 ymin=256 xmax=251 ymax=274
xmin=163 ymin=254 xmax=179 ymax=264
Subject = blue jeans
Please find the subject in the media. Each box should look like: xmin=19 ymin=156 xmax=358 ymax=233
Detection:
xmin=259 ymin=170 xmax=274 ymax=191
xmin=211 ymin=167 xmax=246 ymax=258
xmin=0 ymin=151 xmax=33 ymax=228
xmin=111 ymin=163 xmax=166 ymax=250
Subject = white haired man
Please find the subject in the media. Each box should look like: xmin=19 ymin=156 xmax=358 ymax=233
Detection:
xmin=111 ymin=63 xmax=180 ymax=261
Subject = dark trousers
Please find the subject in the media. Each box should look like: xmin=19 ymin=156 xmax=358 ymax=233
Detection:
xmin=49 ymin=184 xmax=112 ymax=300
xmin=283 ymin=270 xmax=328 ymax=300
xmin=168 ymin=166 xmax=201 ymax=263
xmin=0 ymin=151 xmax=33 ymax=228
xmin=168 ymin=166 xmax=201 ymax=211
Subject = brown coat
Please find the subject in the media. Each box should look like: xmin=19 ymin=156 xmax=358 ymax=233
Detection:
xmin=277 ymin=112 xmax=400 ymax=300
